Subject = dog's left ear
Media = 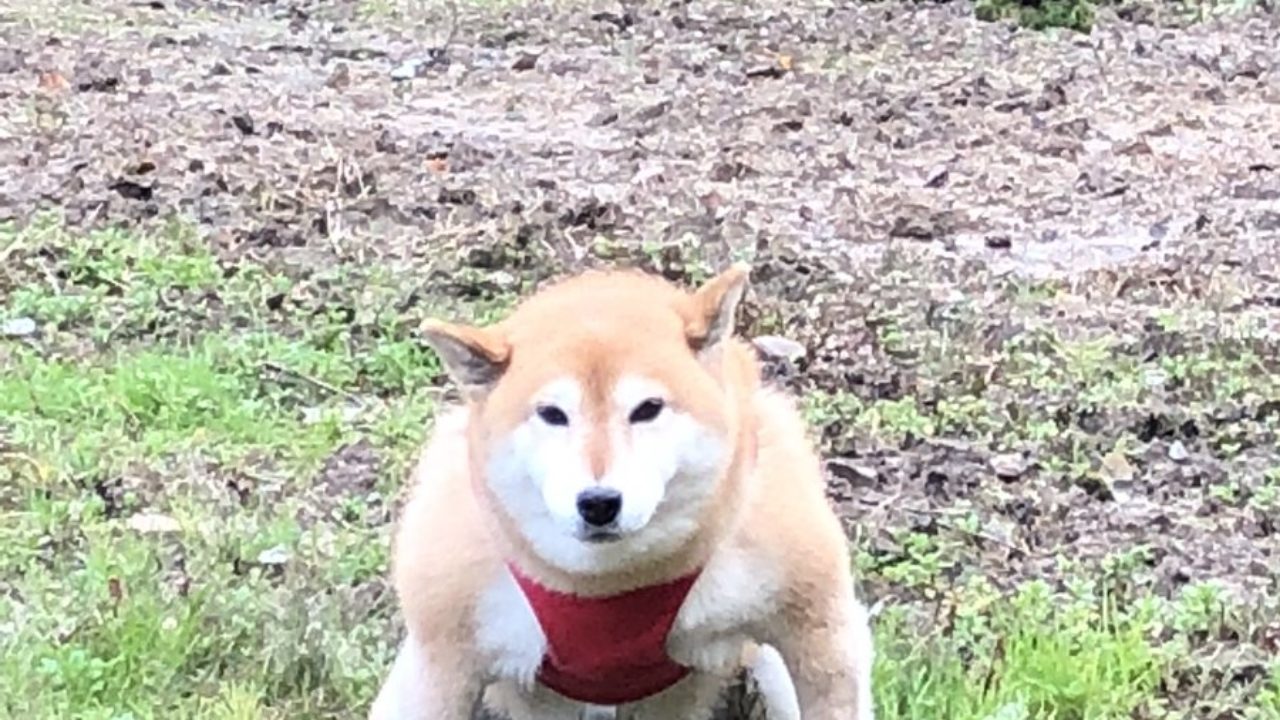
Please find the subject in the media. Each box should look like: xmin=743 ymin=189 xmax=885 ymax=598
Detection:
xmin=686 ymin=262 xmax=750 ymax=354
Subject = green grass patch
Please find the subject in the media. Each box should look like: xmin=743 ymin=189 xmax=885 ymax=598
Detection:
xmin=974 ymin=0 xmax=1097 ymax=33
xmin=972 ymin=0 xmax=1264 ymax=33
xmin=1 ymin=219 xmax=443 ymax=717
xmin=4 ymin=219 xmax=1277 ymax=717
xmin=872 ymin=579 xmax=1162 ymax=719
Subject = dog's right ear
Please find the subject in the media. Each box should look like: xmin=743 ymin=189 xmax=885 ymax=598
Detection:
xmin=686 ymin=262 xmax=751 ymax=355
xmin=420 ymin=319 xmax=511 ymax=397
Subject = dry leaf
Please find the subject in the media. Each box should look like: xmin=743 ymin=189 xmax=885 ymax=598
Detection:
xmin=107 ymin=576 xmax=124 ymax=603
xmin=38 ymin=71 xmax=70 ymax=92
xmin=1099 ymin=450 xmax=1135 ymax=483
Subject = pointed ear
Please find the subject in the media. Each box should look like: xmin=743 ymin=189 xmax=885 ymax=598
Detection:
xmin=686 ymin=262 xmax=751 ymax=353
xmin=420 ymin=319 xmax=511 ymax=396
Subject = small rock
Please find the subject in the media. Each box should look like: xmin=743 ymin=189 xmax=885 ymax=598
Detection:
xmin=888 ymin=206 xmax=942 ymax=240
xmin=633 ymin=99 xmax=672 ymax=123
xmin=511 ymin=51 xmax=539 ymax=71
xmin=990 ymin=453 xmax=1029 ymax=480
xmin=587 ymin=108 xmax=619 ymax=126
xmin=751 ymin=335 xmax=806 ymax=363
xmin=326 ymin=62 xmax=351 ymax=89
xmin=985 ymin=234 xmax=1012 ymax=250
xmin=1117 ymin=139 xmax=1153 ymax=157
xmin=923 ymin=165 xmax=949 ymax=188
xmin=1167 ymin=440 xmax=1189 ymax=463
xmin=390 ymin=59 xmax=421 ymax=80
xmin=126 ymin=512 xmax=181 ymax=534
xmin=389 ymin=50 xmax=447 ymax=80
xmin=256 ymin=545 xmax=291 ymax=566
xmin=110 ymin=179 xmax=153 ymax=201
xmin=745 ymin=64 xmax=786 ymax=79
xmin=1231 ymin=182 xmax=1280 ymax=201
xmin=0 ymin=48 xmax=23 ymax=74
xmin=1 ymin=317 xmax=37 ymax=338
xmin=546 ymin=59 xmax=583 ymax=76
xmin=1043 ymin=195 xmax=1073 ymax=216
xmin=1254 ymin=211 xmax=1280 ymax=232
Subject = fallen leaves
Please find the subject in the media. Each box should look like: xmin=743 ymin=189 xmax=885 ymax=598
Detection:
xmin=37 ymin=71 xmax=70 ymax=93
xmin=426 ymin=156 xmax=449 ymax=174
xmin=1099 ymin=449 xmax=1136 ymax=485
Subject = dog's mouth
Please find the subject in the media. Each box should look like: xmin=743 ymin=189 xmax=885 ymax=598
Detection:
xmin=576 ymin=527 xmax=624 ymax=544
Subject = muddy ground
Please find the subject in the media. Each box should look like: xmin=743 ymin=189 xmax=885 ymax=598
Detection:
xmin=2 ymin=0 xmax=1279 ymax=715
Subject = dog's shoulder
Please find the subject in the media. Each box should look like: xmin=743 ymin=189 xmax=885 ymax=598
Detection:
xmin=392 ymin=403 xmax=504 ymax=641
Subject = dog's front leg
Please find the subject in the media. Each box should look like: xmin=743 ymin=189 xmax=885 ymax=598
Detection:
xmin=369 ymin=633 xmax=483 ymax=720
xmin=770 ymin=589 xmax=875 ymax=720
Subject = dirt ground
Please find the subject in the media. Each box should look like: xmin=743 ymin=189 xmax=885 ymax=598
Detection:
xmin=2 ymin=0 xmax=1279 ymax=715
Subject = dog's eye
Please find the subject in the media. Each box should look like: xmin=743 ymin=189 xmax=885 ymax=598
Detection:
xmin=629 ymin=398 xmax=665 ymax=424
xmin=536 ymin=405 xmax=569 ymax=426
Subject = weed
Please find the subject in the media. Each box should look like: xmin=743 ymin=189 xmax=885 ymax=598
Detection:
xmin=974 ymin=0 xmax=1097 ymax=33
xmin=872 ymin=580 xmax=1161 ymax=720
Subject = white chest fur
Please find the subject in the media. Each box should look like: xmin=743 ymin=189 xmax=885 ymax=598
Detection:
xmin=473 ymin=568 xmax=547 ymax=688
xmin=667 ymin=544 xmax=782 ymax=672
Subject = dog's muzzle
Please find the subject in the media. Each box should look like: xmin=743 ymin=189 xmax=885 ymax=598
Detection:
xmin=575 ymin=487 xmax=623 ymax=542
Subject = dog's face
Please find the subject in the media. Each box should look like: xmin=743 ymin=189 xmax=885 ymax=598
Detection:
xmin=421 ymin=265 xmax=750 ymax=574
xmin=482 ymin=365 xmax=731 ymax=575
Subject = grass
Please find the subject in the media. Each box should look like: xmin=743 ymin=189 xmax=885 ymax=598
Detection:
xmin=2 ymin=218 xmax=1278 ymax=718
xmin=872 ymin=580 xmax=1163 ymax=720
xmin=971 ymin=0 xmax=1263 ymax=33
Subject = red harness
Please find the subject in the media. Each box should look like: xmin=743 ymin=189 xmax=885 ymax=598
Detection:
xmin=507 ymin=563 xmax=702 ymax=705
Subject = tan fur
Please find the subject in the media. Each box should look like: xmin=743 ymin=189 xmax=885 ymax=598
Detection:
xmin=371 ymin=266 xmax=874 ymax=720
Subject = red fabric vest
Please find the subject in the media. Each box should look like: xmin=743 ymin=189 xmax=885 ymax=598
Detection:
xmin=507 ymin=563 xmax=702 ymax=705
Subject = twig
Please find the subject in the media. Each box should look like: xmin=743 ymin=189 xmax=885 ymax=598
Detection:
xmin=0 ymin=451 xmax=50 ymax=484
xmin=0 ymin=233 xmax=26 ymax=266
xmin=258 ymin=360 xmax=363 ymax=405
xmin=899 ymin=504 xmax=1027 ymax=554
xmin=1091 ymin=33 xmax=1110 ymax=89
xmin=440 ymin=0 xmax=460 ymax=58
xmin=873 ymin=490 xmax=903 ymax=512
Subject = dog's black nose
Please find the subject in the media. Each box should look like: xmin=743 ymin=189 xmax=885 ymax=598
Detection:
xmin=576 ymin=487 xmax=622 ymax=527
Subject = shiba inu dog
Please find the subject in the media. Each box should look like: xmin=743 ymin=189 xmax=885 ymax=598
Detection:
xmin=370 ymin=264 xmax=875 ymax=720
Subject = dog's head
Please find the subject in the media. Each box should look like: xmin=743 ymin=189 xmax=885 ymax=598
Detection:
xmin=421 ymin=264 xmax=754 ymax=575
